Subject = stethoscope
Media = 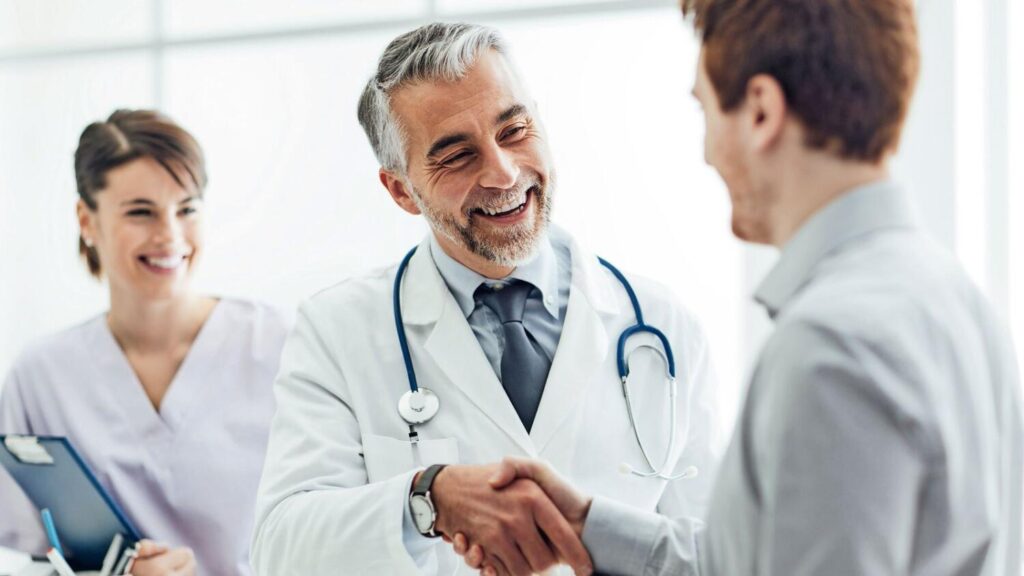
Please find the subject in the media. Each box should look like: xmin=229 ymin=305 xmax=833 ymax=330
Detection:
xmin=393 ymin=246 xmax=697 ymax=481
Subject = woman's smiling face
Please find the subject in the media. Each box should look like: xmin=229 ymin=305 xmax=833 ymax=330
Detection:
xmin=78 ymin=156 xmax=204 ymax=302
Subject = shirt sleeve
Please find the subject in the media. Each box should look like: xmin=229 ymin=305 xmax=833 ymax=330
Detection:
xmin=583 ymin=496 xmax=703 ymax=576
xmin=747 ymin=320 xmax=928 ymax=575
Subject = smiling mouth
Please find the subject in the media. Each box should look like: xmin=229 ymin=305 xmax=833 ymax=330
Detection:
xmin=472 ymin=186 xmax=537 ymax=219
xmin=139 ymin=254 xmax=188 ymax=271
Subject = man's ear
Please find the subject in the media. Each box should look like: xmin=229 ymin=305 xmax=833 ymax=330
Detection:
xmin=745 ymin=74 xmax=788 ymax=152
xmin=380 ymin=169 xmax=422 ymax=216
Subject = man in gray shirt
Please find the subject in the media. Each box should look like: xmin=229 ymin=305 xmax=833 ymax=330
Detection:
xmin=453 ymin=0 xmax=1023 ymax=574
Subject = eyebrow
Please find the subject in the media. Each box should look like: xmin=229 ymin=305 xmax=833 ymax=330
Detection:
xmin=120 ymin=195 xmax=200 ymax=207
xmin=496 ymin=103 xmax=528 ymax=125
xmin=426 ymin=133 xmax=470 ymax=160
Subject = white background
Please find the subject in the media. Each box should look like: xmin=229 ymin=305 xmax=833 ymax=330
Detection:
xmin=0 ymin=0 xmax=1020 ymax=437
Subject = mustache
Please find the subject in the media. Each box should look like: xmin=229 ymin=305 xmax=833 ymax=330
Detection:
xmin=464 ymin=178 xmax=541 ymax=213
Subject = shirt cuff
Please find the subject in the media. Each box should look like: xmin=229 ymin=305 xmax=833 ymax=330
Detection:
xmin=401 ymin=469 xmax=437 ymax=570
xmin=582 ymin=495 xmax=662 ymax=576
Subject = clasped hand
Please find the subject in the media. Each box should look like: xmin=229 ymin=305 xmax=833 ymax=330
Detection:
xmin=428 ymin=458 xmax=593 ymax=576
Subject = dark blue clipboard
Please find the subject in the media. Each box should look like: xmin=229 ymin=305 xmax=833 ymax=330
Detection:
xmin=0 ymin=435 xmax=141 ymax=570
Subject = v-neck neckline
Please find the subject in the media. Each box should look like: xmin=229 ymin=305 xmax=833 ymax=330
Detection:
xmin=88 ymin=300 xmax=228 ymax=438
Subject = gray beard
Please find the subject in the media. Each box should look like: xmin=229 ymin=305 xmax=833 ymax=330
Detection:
xmin=409 ymin=180 xmax=554 ymax=267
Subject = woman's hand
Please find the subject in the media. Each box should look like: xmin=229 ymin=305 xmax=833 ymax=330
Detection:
xmin=128 ymin=540 xmax=196 ymax=576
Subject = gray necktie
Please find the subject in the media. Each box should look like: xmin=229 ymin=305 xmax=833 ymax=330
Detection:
xmin=476 ymin=281 xmax=551 ymax=431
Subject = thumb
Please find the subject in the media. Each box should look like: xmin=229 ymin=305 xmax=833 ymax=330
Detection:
xmin=488 ymin=456 xmax=533 ymax=488
xmin=135 ymin=539 xmax=168 ymax=559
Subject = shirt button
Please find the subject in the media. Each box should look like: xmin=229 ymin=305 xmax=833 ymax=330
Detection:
xmin=492 ymin=283 xmax=505 ymax=291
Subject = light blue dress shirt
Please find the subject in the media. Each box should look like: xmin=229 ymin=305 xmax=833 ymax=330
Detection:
xmin=427 ymin=232 xmax=572 ymax=379
xmin=581 ymin=180 xmax=1023 ymax=576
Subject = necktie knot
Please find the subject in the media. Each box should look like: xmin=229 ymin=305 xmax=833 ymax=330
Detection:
xmin=476 ymin=280 xmax=534 ymax=324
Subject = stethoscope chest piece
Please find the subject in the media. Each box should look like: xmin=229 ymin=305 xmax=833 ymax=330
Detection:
xmin=398 ymin=388 xmax=440 ymax=425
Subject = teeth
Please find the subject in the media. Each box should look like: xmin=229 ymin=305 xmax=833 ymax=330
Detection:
xmin=481 ymin=192 xmax=528 ymax=216
xmin=145 ymin=255 xmax=185 ymax=269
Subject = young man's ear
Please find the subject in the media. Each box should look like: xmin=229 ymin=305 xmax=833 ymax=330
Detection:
xmin=380 ymin=169 xmax=422 ymax=216
xmin=745 ymin=74 xmax=788 ymax=152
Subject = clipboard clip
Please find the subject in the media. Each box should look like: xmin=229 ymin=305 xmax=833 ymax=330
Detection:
xmin=3 ymin=435 xmax=55 ymax=465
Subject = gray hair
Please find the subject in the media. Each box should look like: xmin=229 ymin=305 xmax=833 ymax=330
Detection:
xmin=357 ymin=22 xmax=511 ymax=175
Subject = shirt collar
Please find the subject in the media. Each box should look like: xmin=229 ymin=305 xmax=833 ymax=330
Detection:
xmin=754 ymin=179 xmax=919 ymax=319
xmin=428 ymin=232 xmax=561 ymax=319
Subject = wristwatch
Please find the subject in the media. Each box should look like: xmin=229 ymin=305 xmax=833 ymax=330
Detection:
xmin=409 ymin=464 xmax=448 ymax=537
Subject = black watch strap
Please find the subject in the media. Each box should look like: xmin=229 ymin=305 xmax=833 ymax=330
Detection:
xmin=412 ymin=464 xmax=447 ymax=496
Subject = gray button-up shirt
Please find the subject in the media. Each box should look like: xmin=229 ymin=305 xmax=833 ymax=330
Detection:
xmin=582 ymin=180 xmax=1023 ymax=576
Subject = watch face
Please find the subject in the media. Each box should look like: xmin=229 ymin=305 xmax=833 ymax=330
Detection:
xmin=410 ymin=495 xmax=435 ymax=533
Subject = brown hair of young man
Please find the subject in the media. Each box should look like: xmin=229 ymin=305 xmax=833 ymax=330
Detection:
xmin=74 ymin=109 xmax=207 ymax=278
xmin=681 ymin=0 xmax=920 ymax=163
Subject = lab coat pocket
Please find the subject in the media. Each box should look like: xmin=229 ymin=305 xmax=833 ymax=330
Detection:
xmin=362 ymin=434 xmax=460 ymax=483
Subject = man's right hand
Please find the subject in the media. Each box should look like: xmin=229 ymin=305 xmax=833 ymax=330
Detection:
xmin=450 ymin=458 xmax=595 ymax=576
xmin=425 ymin=463 xmax=592 ymax=576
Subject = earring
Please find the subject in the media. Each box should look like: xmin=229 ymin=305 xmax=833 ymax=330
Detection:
xmin=83 ymin=238 xmax=94 ymax=248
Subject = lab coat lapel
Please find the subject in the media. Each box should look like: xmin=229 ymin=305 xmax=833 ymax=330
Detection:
xmin=530 ymin=237 xmax=619 ymax=454
xmin=402 ymin=241 xmax=537 ymax=456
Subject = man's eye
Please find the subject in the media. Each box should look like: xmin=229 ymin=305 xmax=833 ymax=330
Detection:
xmin=126 ymin=209 xmax=152 ymax=217
xmin=443 ymin=152 xmax=472 ymax=166
xmin=180 ymin=206 xmax=198 ymax=216
xmin=502 ymin=126 xmax=526 ymax=140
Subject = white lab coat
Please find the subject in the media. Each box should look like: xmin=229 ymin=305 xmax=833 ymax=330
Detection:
xmin=251 ymin=230 xmax=720 ymax=575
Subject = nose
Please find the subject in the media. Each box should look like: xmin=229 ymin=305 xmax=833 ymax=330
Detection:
xmin=477 ymin=144 xmax=520 ymax=190
xmin=153 ymin=208 xmax=184 ymax=246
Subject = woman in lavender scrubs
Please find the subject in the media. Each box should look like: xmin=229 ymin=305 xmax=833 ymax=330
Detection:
xmin=0 ymin=110 xmax=290 ymax=576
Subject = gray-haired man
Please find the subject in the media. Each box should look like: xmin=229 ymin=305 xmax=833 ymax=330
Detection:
xmin=251 ymin=22 xmax=721 ymax=576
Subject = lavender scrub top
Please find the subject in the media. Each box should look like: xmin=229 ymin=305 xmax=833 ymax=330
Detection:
xmin=0 ymin=298 xmax=290 ymax=576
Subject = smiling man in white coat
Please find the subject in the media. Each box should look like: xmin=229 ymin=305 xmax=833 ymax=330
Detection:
xmin=250 ymin=22 xmax=720 ymax=576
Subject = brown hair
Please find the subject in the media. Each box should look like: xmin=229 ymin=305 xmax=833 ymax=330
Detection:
xmin=75 ymin=109 xmax=207 ymax=278
xmin=681 ymin=0 xmax=920 ymax=162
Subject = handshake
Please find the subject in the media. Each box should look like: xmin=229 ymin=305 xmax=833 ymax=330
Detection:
xmin=418 ymin=458 xmax=595 ymax=576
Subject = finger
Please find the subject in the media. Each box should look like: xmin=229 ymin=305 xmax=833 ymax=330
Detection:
xmin=513 ymin=521 xmax=558 ymax=574
xmin=465 ymin=543 xmax=485 ymax=568
xmin=492 ymin=540 xmax=532 ymax=576
xmin=482 ymin=565 xmax=499 ymax=576
xmin=135 ymin=540 xmax=169 ymax=559
xmin=483 ymin=553 xmax=511 ymax=576
xmin=534 ymin=497 xmax=593 ymax=575
xmin=452 ymin=533 xmax=469 ymax=555
xmin=175 ymin=547 xmax=196 ymax=571
xmin=487 ymin=459 xmax=518 ymax=489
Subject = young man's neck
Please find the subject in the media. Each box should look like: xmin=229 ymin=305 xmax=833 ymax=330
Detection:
xmin=769 ymin=154 xmax=890 ymax=247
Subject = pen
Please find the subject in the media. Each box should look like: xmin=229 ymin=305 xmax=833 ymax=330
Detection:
xmin=112 ymin=543 xmax=139 ymax=576
xmin=40 ymin=508 xmax=64 ymax=556
xmin=46 ymin=547 xmax=78 ymax=576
